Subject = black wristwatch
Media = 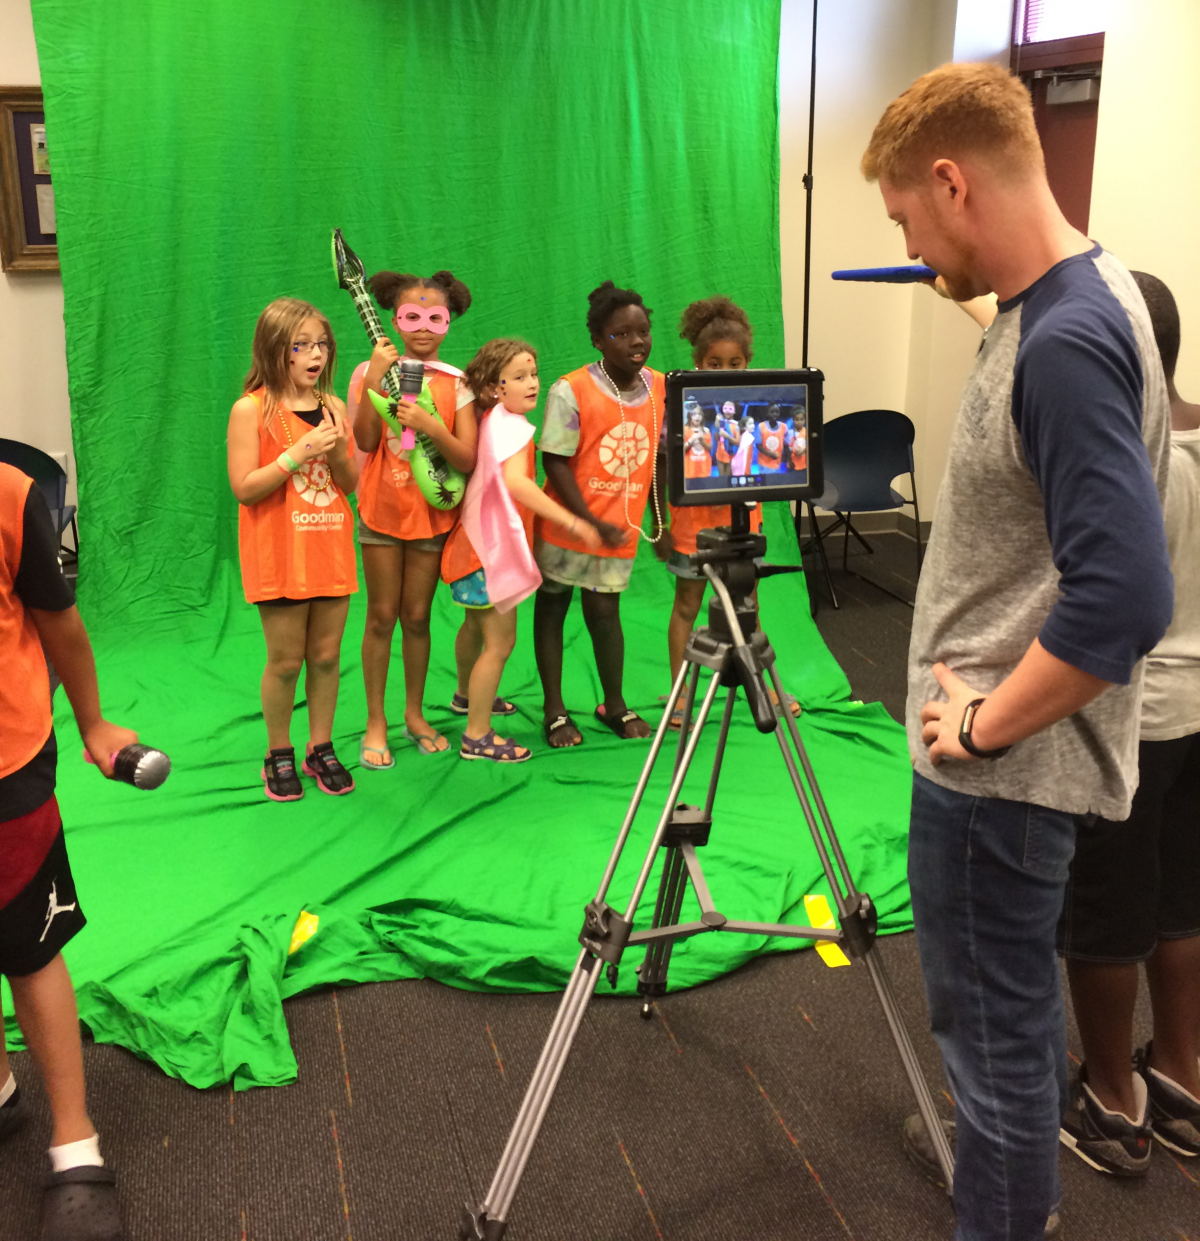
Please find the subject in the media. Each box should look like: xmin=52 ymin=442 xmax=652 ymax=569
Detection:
xmin=958 ymin=698 xmax=1011 ymax=759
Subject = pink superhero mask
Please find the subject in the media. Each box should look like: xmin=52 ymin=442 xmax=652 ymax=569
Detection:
xmin=393 ymin=304 xmax=451 ymax=335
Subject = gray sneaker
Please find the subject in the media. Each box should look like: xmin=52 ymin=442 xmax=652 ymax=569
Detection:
xmin=1137 ymin=1044 xmax=1200 ymax=1158
xmin=1059 ymin=1066 xmax=1152 ymax=1176
xmin=902 ymin=1113 xmax=1062 ymax=1239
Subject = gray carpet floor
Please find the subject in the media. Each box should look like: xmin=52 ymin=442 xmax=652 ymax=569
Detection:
xmin=3 ymin=534 xmax=1197 ymax=1240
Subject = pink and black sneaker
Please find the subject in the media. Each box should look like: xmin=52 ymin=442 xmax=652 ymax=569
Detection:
xmin=262 ymin=747 xmax=304 ymax=801
xmin=302 ymin=741 xmax=356 ymax=795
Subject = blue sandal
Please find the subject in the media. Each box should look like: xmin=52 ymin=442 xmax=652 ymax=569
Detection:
xmin=460 ymin=728 xmax=531 ymax=763
xmin=450 ymin=691 xmax=516 ymax=717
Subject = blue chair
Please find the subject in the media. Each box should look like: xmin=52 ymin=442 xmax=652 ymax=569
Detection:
xmin=0 ymin=438 xmax=78 ymax=565
xmin=798 ymin=410 xmax=922 ymax=611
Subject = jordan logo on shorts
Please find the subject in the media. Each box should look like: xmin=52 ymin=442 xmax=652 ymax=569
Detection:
xmin=40 ymin=881 xmax=77 ymax=943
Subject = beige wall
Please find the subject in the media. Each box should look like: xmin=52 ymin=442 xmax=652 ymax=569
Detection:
xmin=0 ymin=0 xmax=73 ymax=497
xmin=1090 ymin=0 xmax=1200 ymax=398
xmin=780 ymin=0 xmax=970 ymax=519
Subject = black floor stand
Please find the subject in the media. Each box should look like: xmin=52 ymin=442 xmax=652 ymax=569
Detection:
xmin=460 ymin=519 xmax=953 ymax=1240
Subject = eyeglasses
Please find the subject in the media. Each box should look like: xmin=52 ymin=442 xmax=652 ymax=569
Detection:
xmin=292 ymin=340 xmax=331 ymax=355
xmin=608 ymin=330 xmax=651 ymax=343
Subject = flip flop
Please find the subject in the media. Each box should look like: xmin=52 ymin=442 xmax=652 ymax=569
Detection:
xmin=544 ymin=714 xmax=583 ymax=748
xmin=358 ymin=738 xmax=395 ymax=770
xmin=450 ymin=691 xmax=516 ymax=717
xmin=594 ymin=705 xmax=650 ymax=739
xmin=403 ymin=725 xmax=450 ymax=755
xmin=770 ymin=689 xmax=802 ymax=718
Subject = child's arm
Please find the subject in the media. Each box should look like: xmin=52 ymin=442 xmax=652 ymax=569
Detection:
xmin=227 ymin=397 xmax=337 ymax=506
xmin=29 ymin=606 xmax=137 ymax=778
xmin=353 ymin=337 xmax=400 ymax=453
xmin=321 ymin=396 xmax=360 ymax=495
xmin=651 ymin=455 xmax=672 ymax=562
xmin=542 ymin=453 xmax=626 ymax=548
xmin=393 ymin=394 xmax=478 ymax=473
xmin=502 ymin=453 xmax=601 ymax=549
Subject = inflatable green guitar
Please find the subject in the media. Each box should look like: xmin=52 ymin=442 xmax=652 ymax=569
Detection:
xmin=331 ymin=228 xmax=466 ymax=510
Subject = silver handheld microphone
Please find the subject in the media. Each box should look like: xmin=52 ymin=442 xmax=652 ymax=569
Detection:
xmin=86 ymin=743 xmax=172 ymax=789
xmin=398 ymin=358 xmax=425 ymax=401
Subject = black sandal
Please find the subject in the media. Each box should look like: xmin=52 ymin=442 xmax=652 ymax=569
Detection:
xmin=593 ymin=705 xmax=650 ymax=739
xmin=262 ymin=747 xmax=303 ymax=802
xmin=302 ymin=742 xmax=356 ymax=795
xmin=544 ymin=714 xmax=582 ymax=748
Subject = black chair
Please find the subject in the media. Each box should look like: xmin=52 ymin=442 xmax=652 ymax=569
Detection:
xmin=797 ymin=409 xmax=922 ymax=612
xmin=0 ymin=438 xmax=78 ymax=566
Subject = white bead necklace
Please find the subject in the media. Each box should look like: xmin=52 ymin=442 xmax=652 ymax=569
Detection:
xmin=598 ymin=359 xmax=662 ymax=543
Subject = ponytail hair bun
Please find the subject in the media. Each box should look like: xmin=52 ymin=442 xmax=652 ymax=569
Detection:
xmin=586 ymin=279 xmax=651 ymax=339
xmin=367 ymin=268 xmax=473 ymax=319
xmin=678 ymin=295 xmax=754 ymax=366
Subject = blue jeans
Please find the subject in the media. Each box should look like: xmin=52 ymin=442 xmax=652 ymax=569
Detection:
xmin=909 ymin=773 xmax=1082 ymax=1241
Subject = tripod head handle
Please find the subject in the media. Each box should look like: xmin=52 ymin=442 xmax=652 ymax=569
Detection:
xmin=703 ymin=564 xmax=779 ymax=734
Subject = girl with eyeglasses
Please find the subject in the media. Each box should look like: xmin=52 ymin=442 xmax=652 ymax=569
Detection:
xmin=227 ymin=297 xmax=359 ymax=801
xmin=348 ymin=269 xmax=479 ymax=765
xmin=533 ymin=280 xmax=666 ymax=748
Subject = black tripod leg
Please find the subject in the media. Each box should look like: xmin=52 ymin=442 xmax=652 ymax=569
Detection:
xmin=636 ymin=846 xmax=690 ymax=1017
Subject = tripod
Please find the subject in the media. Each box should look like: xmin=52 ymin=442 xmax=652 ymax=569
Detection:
xmin=461 ymin=512 xmax=953 ymax=1240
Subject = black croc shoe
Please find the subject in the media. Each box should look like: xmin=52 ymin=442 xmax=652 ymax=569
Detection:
xmin=0 ymin=1083 xmax=28 ymax=1143
xmin=302 ymin=741 xmax=355 ymax=795
xmin=1060 ymin=1065 xmax=1152 ymax=1176
xmin=41 ymin=1164 xmax=128 ymax=1241
xmin=262 ymin=747 xmax=304 ymax=802
xmin=1138 ymin=1043 xmax=1200 ymax=1157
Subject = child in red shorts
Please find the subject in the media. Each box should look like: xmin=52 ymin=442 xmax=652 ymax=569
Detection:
xmin=0 ymin=461 xmax=137 ymax=1240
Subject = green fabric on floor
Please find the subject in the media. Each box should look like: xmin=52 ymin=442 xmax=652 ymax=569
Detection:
xmin=3 ymin=507 xmax=914 ymax=1090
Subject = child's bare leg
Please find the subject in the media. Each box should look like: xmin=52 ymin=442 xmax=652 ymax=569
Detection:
xmin=582 ymin=590 xmax=650 ymax=737
xmin=1146 ymin=935 xmax=1200 ymax=1098
xmin=258 ymin=603 xmax=310 ymax=751
xmin=303 ymin=597 xmax=351 ymax=747
xmin=668 ymin=578 xmax=706 ymax=691
xmin=398 ymin=546 xmax=447 ymax=749
xmin=8 ymin=955 xmax=93 ymax=1147
xmin=361 ymin=544 xmax=404 ymax=763
xmin=1065 ymin=958 xmax=1141 ymax=1118
xmin=534 ymin=585 xmax=575 ymax=732
xmin=455 ymin=610 xmax=484 ymax=698
xmin=466 ymin=608 xmax=519 ymax=743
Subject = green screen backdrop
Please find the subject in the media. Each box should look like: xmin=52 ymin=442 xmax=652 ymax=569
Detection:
xmin=7 ymin=0 xmax=916 ymax=1093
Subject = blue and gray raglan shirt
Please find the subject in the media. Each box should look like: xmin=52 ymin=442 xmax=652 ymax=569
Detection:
xmin=907 ymin=245 xmax=1173 ymax=819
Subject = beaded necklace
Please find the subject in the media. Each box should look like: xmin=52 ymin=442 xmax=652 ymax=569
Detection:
xmin=598 ymin=360 xmax=662 ymax=543
xmin=276 ymin=393 xmax=334 ymax=497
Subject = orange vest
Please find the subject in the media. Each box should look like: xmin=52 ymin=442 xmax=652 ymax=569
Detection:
xmin=758 ymin=422 xmax=786 ymax=470
xmin=237 ymin=390 xmax=358 ymax=603
xmin=669 ymin=502 xmax=762 ymax=557
xmin=0 ymin=464 xmax=54 ymax=780
xmin=683 ymin=427 xmax=712 ymax=479
xmin=441 ymin=436 xmax=537 ymax=585
xmin=353 ymin=366 xmax=461 ymax=541
xmin=537 ymin=365 xmax=665 ymax=560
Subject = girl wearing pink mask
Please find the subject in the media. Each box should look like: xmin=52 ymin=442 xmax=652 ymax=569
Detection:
xmin=350 ymin=270 xmax=478 ymax=765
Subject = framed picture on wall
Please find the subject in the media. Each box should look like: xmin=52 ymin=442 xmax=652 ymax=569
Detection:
xmin=0 ymin=86 xmax=58 ymax=272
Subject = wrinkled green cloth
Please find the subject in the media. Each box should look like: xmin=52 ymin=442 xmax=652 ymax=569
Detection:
xmin=10 ymin=1 xmax=914 ymax=1090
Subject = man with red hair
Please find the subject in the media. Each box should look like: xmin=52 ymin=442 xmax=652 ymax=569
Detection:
xmin=863 ymin=63 xmax=1173 ymax=1240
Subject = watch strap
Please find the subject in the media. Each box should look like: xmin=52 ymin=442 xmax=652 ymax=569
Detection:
xmin=959 ymin=697 xmax=1011 ymax=759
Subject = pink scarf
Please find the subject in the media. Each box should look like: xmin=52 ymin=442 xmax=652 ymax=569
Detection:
xmin=461 ymin=404 xmax=541 ymax=613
